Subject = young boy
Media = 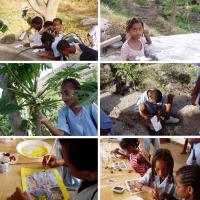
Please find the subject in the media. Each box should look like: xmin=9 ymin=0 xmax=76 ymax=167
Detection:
xmin=136 ymin=89 xmax=179 ymax=128
xmin=40 ymin=78 xmax=98 ymax=136
xmin=191 ymin=76 xmax=200 ymax=106
xmin=7 ymin=139 xmax=98 ymax=200
xmin=24 ymin=16 xmax=43 ymax=48
xmin=56 ymin=39 xmax=98 ymax=61
xmin=53 ymin=18 xmax=63 ymax=37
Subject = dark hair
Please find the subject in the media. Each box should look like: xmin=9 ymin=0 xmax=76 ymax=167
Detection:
xmin=53 ymin=18 xmax=62 ymax=24
xmin=119 ymin=138 xmax=140 ymax=150
xmin=43 ymin=21 xmax=53 ymax=28
xmin=80 ymin=52 xmax=95 ymax=61
xmin=61 ymin=78 xmax=80 ymax=90
xmin=148 ymin=89 xmax=163 ymax=103
xmin=41 ymin=32 xmax=54 ymax=50
xmin=151 ymin=149 xmax=174 ymax=183
xmin=31 ymin=16 xmax=43 ymax=25
xmin=176 ymin=165 xmax=200 ymax=199
xmin=126 ymin=17 xmax=144 ymax=32
xmin=57 ymin=40 xmax=70 ymax=51
xmin=59 ymin=139 xmax=98 ymax=172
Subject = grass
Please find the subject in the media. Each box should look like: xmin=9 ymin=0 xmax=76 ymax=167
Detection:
xmin=0 ymin=0 xmax=97 ymax=43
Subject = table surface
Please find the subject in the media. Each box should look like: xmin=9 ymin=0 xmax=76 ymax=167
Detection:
xmin=100 ymin=140 xmax=149 ymax=200
xmin=0 ymin=139 xmax=55 ymax=200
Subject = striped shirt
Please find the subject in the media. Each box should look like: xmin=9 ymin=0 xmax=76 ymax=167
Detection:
xmin=129 ymin=151 xmax=149 ymax=176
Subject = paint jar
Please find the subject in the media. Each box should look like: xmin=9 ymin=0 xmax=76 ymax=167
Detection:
xmin=0 ymin=161 xmax=9 ymax=173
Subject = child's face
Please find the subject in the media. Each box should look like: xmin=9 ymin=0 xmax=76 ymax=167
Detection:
xmin=33 ymin=23 xmax=42 ymax=31
xmin=53 ymin=20 xmax=62 ymax=33
xmin=124 ymin=146 xmax=138 ymax=154
xmin=129 ymin=23 xmax=144 ymax=40
xmin=59 ymin=47 xmax=70 ymax=57
xmin=60 ymin=84 xmax=79 ymax=107
xmin=155 ymin=160 xmax=169 ymax=180
xmin=175 ymin=174 xmax=191 ymax=199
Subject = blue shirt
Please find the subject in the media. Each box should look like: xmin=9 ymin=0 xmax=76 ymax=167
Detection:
xmin=57 ymin=103 xmax=98 ymax=136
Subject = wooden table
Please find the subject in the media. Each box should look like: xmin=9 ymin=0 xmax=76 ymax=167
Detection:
xmin=100 ymin=140 xmax=149 ymax=200
xmin=0 ymin=139 xmax=55 ymax=200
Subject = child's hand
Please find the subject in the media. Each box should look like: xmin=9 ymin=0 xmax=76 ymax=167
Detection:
xmin=7 ymin=187 xmax=28 ymax=200
xmin=42 ymin=155 xmax=65 ymax=168
xmin=151 ymin=189 xmax=159 ymax=200
xmin=23 ymin=43 xmax=30 ymax=48
xmin=160 ymin=192 xmax=170 ymax=200
xmin=39 ymin=113 xmax=48 ymax=124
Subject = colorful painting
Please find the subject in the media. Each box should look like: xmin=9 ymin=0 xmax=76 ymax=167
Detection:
xmin=21 ymin=168 xmax=69 ymax=200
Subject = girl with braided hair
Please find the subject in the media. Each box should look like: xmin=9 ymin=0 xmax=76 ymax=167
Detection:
xmin=175 ymin=165 xmax=200 ymax=200
xmin=121 ymin=17 xmax=152 ymax=61
xmin=134 ymin=149 xmax=177 ymax=200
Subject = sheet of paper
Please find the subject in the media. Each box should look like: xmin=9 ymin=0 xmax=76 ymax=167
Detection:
xmin=21 ymin=167 xmax=69 ymax=200
xmin=195 ymin=93 xmax=200 ymax=106
xmin=32 ymin=49 xmax=45 ymax=53
xmin=112 ymin=161 xmax=127 ymax=169
xmin=150 ymin=115 xmax=162 ymax=132
xmin=14 ymin=44 xmax=23 ymax=49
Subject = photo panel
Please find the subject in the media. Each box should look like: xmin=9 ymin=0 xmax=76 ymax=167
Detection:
xmin=0 ymin=138 xmax=98 ymax=199
xmin=0 ymin=63 xmax=98 ymax=137
xmin=0 ymin=0 xmax=98 ymax=61
xmin=100 ymin=63 xmax=200 ymax=135
xmin=100 ymin=137 xmax=200 ymax=200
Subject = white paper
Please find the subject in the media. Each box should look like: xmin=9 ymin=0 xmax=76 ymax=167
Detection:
xmin=150 ymin=115 xmax=162 ymax=132
xmin=14 ymin=44 xmax=23 ymax=49
xmin=32 ymin=48 xmax=45 ymax=53
xmin=195 ymin=93 xmax=200 ymax=106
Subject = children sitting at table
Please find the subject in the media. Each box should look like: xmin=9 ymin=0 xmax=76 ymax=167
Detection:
xmin=112 ymin=138 xmax=151 ymax=176
xmin=121 ymin=17 xmax=152 ymax=61
xmin=175 ymin=165 xmax=200 ymax=200
xmin=56 ymin=39 xmax=98 ymax=61
xmin=136 ymin=88 xmax=179 ymax=131
xmin=24 ymin=16 xmax=43 ymax=48
xmin=134 ymin=149 xmax=177 ymax=200
xmin=7 ymin=139 xmax=98 ymax=200
xmin=191 ymin=76 xmax=200 ymax=106
xmin=39 ymin=78 xmax=98 ymax=136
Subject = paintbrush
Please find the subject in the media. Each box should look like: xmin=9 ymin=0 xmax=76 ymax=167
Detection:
xmin=44 ymin=139 xmax=57 ymax=171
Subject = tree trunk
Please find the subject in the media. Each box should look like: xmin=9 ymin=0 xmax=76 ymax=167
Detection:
xmin=0 ymin=73 xmax=27 ymax=136
xmin=171 ymin=0 xmax=177 ymax=32
xmin=27 ymin=0 xmax=60 ymax=21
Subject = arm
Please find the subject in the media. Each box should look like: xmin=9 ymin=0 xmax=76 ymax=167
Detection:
xmin=143 ymin=30 xmax=152 ymax=45
xmin=139 ymin=103 xmax=152 ymax=120
xmin=39 ymin=113 xmax=64 ymax=136
xmin=191 ymin=76 xmax=200 ymax=105
xmin=120 ymin=43 xmax=129 ymax=61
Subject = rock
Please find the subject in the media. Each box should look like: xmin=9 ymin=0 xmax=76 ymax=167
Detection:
xmin=178 ymin=105 xmax=200 ymax=118
xmin=188 ymin=13 xmax=200 ymax=22
xmin=80 ymin=18 xmax=98 ymax=26
xmin=0 ymin=34 xmax=16 ymax=44
xmin=101 ymin=18 xmax=109 ymax=31
xmin=110 ymin=41 xmax=123 ymax=49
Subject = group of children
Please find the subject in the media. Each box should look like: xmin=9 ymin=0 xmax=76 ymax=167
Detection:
xmin=111 ymin=138 xmax=200 ymax=200
xmin=21 ymin=16 xmax=98 ymax=61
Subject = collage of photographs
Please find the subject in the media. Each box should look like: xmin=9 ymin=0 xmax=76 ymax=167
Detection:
xmin=0 ymin=0 xmax=200 ymax=200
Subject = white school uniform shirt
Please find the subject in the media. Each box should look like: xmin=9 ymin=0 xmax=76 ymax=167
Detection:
xmin=57 ymin=103 xmax=98 ymax=136
xmin=71 ymin=182 xmax=97 ymax=200
xmin=187 ymin=142 xmax=200 ymax=166
xmin=51 ymin=34 xmax=64 ymax=58
xmin=137 ymin=168 xmax=176 ymax=197
xmin=30 ymin=30 xmax=42 ymax=47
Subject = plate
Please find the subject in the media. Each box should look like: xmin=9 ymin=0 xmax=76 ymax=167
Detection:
xmin=16 ymin=140 xmax=52 ymax=158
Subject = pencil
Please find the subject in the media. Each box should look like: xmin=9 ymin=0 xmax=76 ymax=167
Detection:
xmin=45 ymin=139 xmax=57 ymax=170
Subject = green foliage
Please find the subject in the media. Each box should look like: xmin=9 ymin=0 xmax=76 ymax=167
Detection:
xmin=191 ymin=5 xmax=200 ymax=13
xmin=0 ymin=20 xmax=8 ymax=33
